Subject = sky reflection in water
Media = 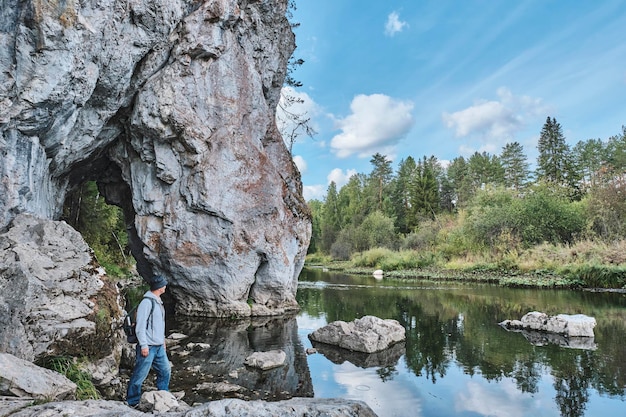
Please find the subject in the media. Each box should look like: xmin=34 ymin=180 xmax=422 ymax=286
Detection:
xmin=295 ymin=269 xmax=626 ymax=417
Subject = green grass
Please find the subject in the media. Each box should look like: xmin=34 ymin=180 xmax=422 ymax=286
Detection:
xmin=306 ymin=239 xmax=626 ymax=290
xmin=305 ymin=252 xmax=333 ymax=265
xmin=350 ymin=248 xmax=440 ymax=270
xmin=99 ymin=260 xmax=134 ymax=279
xmin=558 ymin=264 xmax=626 ymax=288
xmin=38 ymin=356 xmax=100 ymax=400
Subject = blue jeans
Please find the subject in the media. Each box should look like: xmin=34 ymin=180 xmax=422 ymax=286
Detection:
xmin=126 ymin=345 xmax=171 ymax=405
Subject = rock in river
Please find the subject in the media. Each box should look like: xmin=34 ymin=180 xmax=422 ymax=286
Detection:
xmin=308 ymin=315 xmax=406 ymax=353
xmin=244 ymin=350 xmax=287 ymax=371
xmin=499 ymin=311 xmax=597 ymax=337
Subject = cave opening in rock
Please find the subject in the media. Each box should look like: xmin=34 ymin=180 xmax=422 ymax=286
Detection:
xmin=60 ymin=155 xmax=152 ymax=280
xmin=62 ymin=180 xmax=131 ymax=272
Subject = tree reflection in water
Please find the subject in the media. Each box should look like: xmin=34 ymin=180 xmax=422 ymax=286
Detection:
xmin=296 ymin=267 xmax=626 ymax=417
xmin=164 ymin=268 xmax=626 ymax=417
xmin=167 ymin=314 xmax=313 ymax=404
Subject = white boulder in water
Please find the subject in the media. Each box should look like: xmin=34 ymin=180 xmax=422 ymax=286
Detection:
xmin=309 ymin=315 xmax=406 ymax=353
xmin=500 ymin=311 xmax=596 ymax=337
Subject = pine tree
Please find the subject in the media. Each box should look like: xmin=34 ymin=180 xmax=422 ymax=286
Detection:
xmin=409 ymin=156 xmax=441 ymax=221
xmin=338 ymin=174 xmax=366 ymax=227
xmin=468 ymin=151 xmax=504 ymax=189
xmin=605 ymin=125 xmax=626 ymax=171
xmin=500 ymin=142 xmax=530 ymax=190
xmin=320 ymin=182 xmax=340 ymax=253
xmin=446 ymin=156 xmax=472 ymax=208
xmin=572 ymin=138 xmax=606 ymax=191
xmin=390 ymin=156 xmax=417 ymax=234
xmin=536 ymin=117 xmax=571 ymax=185
xmin=367 ymin=153 xmax=393 ymax=213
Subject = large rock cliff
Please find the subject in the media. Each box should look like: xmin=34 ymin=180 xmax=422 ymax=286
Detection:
xmin=0 ymin=0 xmax=311 ymax=317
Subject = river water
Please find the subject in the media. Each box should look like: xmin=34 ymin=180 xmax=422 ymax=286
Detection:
xmin=167 ymin=267 xmax=626 ymax=417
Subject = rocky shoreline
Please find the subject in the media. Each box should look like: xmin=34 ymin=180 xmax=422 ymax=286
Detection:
xmin=2 ymin=397 xmax=377 ymax=417
xmin=0 ymin=216 xmax=379 ymax=416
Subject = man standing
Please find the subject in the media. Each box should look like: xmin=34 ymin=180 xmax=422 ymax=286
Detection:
xmin=126 ymin=275 xmax=170 ymax=407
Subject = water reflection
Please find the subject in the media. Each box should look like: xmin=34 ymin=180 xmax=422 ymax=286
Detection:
xmin=504 ymin=328 xmax=598 ymax=350
xmin=167 ymin=268 xmax=626 ymax=417
xmin=167 ymin=314 xmax=313 ymax=404
xmin=296 ymin=267 xmax=626 ymax=417
xmin=311 ymin=340 xmax=406 ymax=369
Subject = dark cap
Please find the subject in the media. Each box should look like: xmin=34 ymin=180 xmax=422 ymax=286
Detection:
xmin=150 ymin=275 xmax=168 ymax=291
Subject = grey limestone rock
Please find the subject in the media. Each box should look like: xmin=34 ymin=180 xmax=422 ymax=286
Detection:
xmin=138 ymin=390 xmax=190 ymax=413
xmin=499 ymin=311 xmax=597 ymax=338
xmin=309 ymin=316 xmax=406 ymax=354
xmin=184 ymin=398 xmax=378 ymax=417
xmin=8 ymin=398 xmax=378 ymax=417
xmin=0 ymin=0 xmax=310 ymax=318
xmin=0 ymin=215 xmax=123 ymax=362
xmin=0 ymin=350 xmax=375 ymax=417
xmin=6 ymin=400 xmax=145 ymax=417
xmin=244 ymin=350 xmax=286 ymax=370
xmin=0 ymin=353 xmax=77 ymax=401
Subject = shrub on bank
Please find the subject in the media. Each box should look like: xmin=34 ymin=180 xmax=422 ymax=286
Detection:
xmin=462 ymin=186 xmax=586 ymax=250
xmin=351 ymin=248 xmax=440 ymax=271
xmin=351 ymin=247 xmax=394 ymax=268
xmin=306 ymin=252 xmax=333 ymax=265
xmin=559 ymin=264 xmax=626 ymax=288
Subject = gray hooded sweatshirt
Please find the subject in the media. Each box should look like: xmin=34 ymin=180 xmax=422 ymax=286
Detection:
xmin=134 ymin=291 xmax=166 ymax=349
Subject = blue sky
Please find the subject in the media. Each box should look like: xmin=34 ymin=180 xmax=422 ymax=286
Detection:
xmin=279 ymin=1 xmax=626 ymax=201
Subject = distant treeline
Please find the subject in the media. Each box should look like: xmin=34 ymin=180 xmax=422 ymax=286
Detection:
xmin=308 ymin=118 xmax=626 ymax=261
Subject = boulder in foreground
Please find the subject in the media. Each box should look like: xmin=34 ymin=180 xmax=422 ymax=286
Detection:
xmin=0 ymin=353 xmax=76 ymax=401
xmin=309 ymin=316 xmax=406 ymax=353
xmin=7 ymin=398 xmax=378 ymax=417
xmin=499 ymin=311 xmax=596 ymax=337
xmin=187 ymin=398 xmax=378 ymax=417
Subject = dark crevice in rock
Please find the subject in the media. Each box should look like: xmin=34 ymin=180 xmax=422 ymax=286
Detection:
xmin=249 ymin=252 xmax=269 ymax=305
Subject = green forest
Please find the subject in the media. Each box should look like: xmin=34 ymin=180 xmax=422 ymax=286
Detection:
xmin=306 ymin=118 xmax=626 ymax=289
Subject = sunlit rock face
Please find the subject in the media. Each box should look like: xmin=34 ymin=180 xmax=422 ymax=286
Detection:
xmin=0 ymin=0 xmax=311 ymax=317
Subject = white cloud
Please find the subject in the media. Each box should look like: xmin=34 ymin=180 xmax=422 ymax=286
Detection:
xmin=442 ymin=87 xmax=548 ymax=142
xmin=327 ymin=168 xmax=358 ymax=188
xmin=330 ymin=94 xmax=415 ymax=158
xmin=459 ymin=143 xmax=499 ymax=157
xmin=302 ymin=168 xmax=358 ymax=201
xmin=303 ymin=184 xmax=326 ymax=201
xmin=292 ymin=155 xmax=307 ymax=174
xmin=385 ymin=11 xmax=408 ymax=37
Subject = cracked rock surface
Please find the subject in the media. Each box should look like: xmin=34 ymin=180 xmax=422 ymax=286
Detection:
xmin=0 ymin=0 xmax=311 ymax=317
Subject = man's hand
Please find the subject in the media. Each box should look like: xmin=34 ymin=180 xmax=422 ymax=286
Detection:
xmin=141 ymin=347 xmax=149 ymax=357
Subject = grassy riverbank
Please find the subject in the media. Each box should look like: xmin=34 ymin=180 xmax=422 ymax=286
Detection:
xmin=306 ymin=240 xmax=626 ymax=289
